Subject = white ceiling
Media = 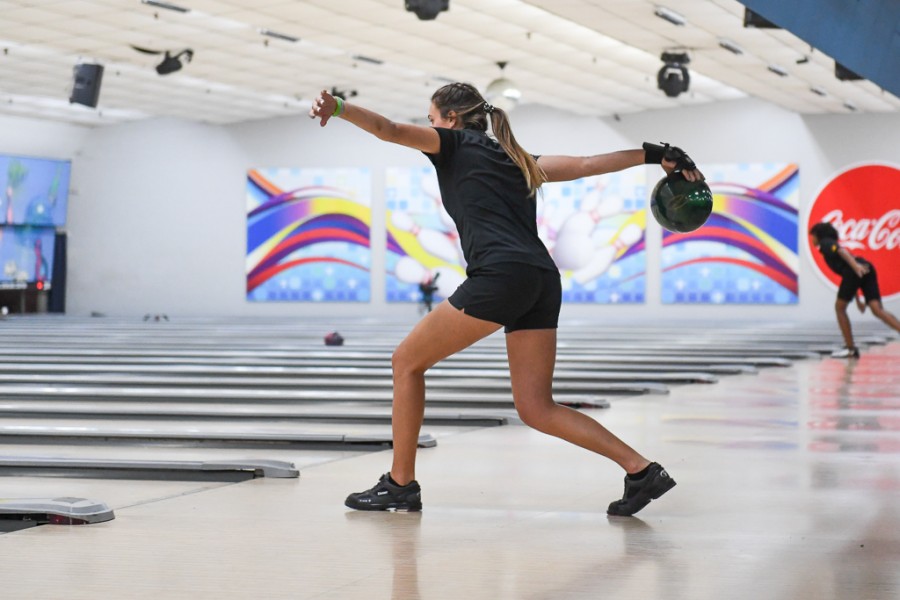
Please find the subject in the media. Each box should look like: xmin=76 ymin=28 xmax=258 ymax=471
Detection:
xmin=0 ymin=0 xmax=897 ymax=127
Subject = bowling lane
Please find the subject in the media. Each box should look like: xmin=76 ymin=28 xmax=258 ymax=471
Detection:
xmin=0 ymin=475 xmax=237 ymax=513
xmin=0 ymin=400 xmax=512 ymax=426
xmin=0 ymin=417 xmax=470 ymax=448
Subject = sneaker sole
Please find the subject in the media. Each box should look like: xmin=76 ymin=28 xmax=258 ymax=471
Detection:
xmin=607 ymin=477 xmax=677 ymax=517
xmin=344 ymin=500 xmax=422 ymax=512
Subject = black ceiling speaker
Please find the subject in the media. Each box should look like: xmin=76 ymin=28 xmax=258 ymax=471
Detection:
xmin=743 ymin=8 xmax=780 ymax=28
xmin=69 ymin=63 xmax=104 ymax=108
xmin=835 ymin=62 xmax=863 ymax=81
xmin=405 ymin=0 xmax=448 ymax=20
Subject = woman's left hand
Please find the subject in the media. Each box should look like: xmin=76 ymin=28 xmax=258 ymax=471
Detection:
xmin=662 ymin=158 xmax=704 ymax=182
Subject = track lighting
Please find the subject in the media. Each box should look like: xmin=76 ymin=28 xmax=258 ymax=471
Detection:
xmin=130 ymin=46 xmax=194 ymax=75
xmin=654 ymin=6 xmax=686 ymax=26
xmin=657 ymin=52 xmax=690 ymax=98
xmin=405 ymin=0 xmax=449 ymax=20
xmin=485 ymin=61 xmax=521 ymax=112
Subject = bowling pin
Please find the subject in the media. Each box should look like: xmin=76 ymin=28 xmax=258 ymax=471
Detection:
xmin=431 ymin=266 xmax=465 ymax=298
xmin=572 ymin=223 xmax=643 ymax=284
xmin=554 ymin=211 xmax=595 ymax=270
xmin=592 ymin=195 xmax=626 ymax=220
xmin=395 ymin=256 xmax=429 ymax=285
xmin=391 ymin=211 xmax=461 ymax=264
xmin=394 ymin=256 xmax=465 ymax=298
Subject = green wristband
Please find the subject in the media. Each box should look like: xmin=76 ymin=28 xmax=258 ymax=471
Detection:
xmin=332 ymin=97 xmax=344 ymax=117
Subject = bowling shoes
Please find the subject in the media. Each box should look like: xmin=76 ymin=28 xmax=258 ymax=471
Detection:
xmin=345 ymin=473 xmax=422 ymax=511
xmin=607 ymin=462 xmax=676 ymax=517
xmin=831 ymin=346 xmax=860 ymax=359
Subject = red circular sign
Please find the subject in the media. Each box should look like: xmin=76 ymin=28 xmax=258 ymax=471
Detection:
xmin=807 ymin=164 xmax=900 ymax=300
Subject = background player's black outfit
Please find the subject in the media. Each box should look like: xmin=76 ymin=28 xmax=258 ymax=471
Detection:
xmin=815 ymin=237 xmax=881 ymax=302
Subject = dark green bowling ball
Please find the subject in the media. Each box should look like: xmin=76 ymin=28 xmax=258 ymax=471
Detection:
xmin=650 ymin=173 xmax=713 ymax=233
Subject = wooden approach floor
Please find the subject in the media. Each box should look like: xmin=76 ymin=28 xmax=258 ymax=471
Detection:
xmin=0 ymin=318 xmax=898 ymax=600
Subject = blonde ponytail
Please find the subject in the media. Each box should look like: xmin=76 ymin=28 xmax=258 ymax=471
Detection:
xmin=488 ymin=108 xmax=546 ymax=196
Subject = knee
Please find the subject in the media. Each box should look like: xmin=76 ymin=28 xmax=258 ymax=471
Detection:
xmin=515 ymin=400 xmax=555 ymax=432
xmin=391 ymin=346 xmax=427 ymax=378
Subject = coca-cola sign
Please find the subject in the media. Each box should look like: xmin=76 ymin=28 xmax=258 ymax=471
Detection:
xmin=807 ymin=164 xmax=900 ymax=300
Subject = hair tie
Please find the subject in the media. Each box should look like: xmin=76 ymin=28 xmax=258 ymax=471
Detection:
xmin=483 ymin=102 xmax=494 ymax=114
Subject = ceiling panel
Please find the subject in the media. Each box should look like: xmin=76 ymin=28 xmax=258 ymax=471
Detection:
xmin=0 ymin=0 xmax=896 ymax=128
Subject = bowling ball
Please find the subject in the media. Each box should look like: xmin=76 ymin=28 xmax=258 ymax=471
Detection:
xmin=324 ymin=331 xmax=344 ymax=346
xmin=650 ymin=173 xmax=713 ymax=233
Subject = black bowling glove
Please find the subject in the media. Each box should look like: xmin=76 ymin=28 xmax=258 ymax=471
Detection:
xmin=642 ymin=142 xmax=696 ymax=172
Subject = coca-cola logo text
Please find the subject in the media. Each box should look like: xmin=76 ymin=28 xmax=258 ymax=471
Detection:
xmin=820 ymin=209 xmax=900 ymax=251
xmin=807 ymin=164 xmax=900 ymax=300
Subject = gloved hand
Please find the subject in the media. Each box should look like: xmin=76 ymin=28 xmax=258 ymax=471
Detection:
xmin=642 ymin=142 xmax=696 ymax=172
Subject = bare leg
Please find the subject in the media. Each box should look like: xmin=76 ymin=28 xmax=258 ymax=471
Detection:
xmin=390 ymin=301 xmax=501 ymax=485
xmin=869 ymin=300 xmax=900 ymax=333
xmin=506 ymin=328 xmax=649 ymax=474
xmin=835 ymin=298 xmax=854 ymax=348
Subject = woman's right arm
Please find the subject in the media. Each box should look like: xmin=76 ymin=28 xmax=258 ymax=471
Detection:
xmin=538 ymin=143 xmax=703 ymax=183
xmin=837 ymin=247 xmax=870 ymax=277
xmin=309 ymin=89 xmax=440 ymax=154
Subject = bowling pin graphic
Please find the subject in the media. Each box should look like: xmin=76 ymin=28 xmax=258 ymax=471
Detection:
xmin=553 ymin=211 xmax=595 ymax=271
xmin=579 ymin=185 xmax=625 ymax=220
xmin=395 ymin=256 xmax=428 ymax=284
xmin=394 ymin=256 xmax=464 ymax=298
xmin=391 ymin=211 xmax=460 ymax=264
xmin=420 ymin=176 xmax=465 ymax=266
xmin=537 ymin=201 xmax=558 ymax=250
xmin=572 ymin=223 xmax=643 ymax=285
xmin=552 ymin=187 xmax=628 ymax=271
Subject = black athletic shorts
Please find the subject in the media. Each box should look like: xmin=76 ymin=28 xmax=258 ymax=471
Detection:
xmin=448 ymin=262 xmax=562 ymax=333
xmin=838 ymin=262 xmax=881 ymax=302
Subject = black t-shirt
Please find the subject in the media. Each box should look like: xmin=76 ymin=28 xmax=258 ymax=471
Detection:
xmin=816 ymin=237 xmax=869 ymax=278
xmin=424 ymin=127 xmax=558 ymax=274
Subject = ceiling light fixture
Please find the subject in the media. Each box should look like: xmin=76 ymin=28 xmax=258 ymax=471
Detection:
xmin=843 ymin=101 xmax=858 ymax=112
xmin=259 ymin=29 xmax=299 ymax=43
xmin=767 ymin=64 xmax=788 ymax=77
xmin=352 ymin=55 xmax=383 ymax=65
xmin=657 ymin=52 xmax=690 ymax=98
xmin=810 ymin=86 xmax=827 ymax=97
xmin=485 ymin=61 xmax=521 ymax=112
xmin=405 ymin=0 xmax=449 ymax=21
xmin=654 ymin=6 xmax=687 ymax=27
xmin=140 ymin=0 xmax=189 ymax=13
xmin=155 ymin=49 xmax=193 ymax=74
xmin=330 ymin=87 xmax=358 ymax=101
xmin=130 ymin=45 xmax=194 ymax=75
xmin=718 ymin=38 xmax=743 ymax=55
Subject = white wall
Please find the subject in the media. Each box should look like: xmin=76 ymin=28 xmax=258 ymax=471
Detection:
xmin=0 ymin=114 xmax=91 ymax=159
xmin=4 ymin=98 xmax=899 ymax=321
xmin=68 ymin=118 xmax=250 ymax=316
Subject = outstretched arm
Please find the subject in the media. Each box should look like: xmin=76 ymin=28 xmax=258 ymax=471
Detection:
xmin=537 ymin=150 xmax=646 ymax=182
xmin=309 ymin=89 xmax=440 ymax=154
xmin=538 ymin=144 xmax=703 ymax=183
